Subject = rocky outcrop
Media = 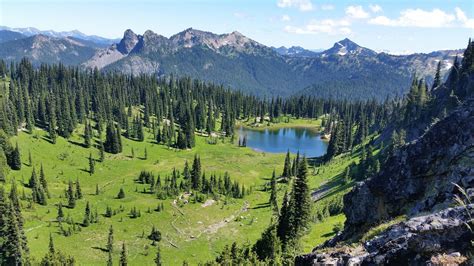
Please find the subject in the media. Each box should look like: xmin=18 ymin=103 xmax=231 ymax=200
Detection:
xmin=296 ymin=205 xmax=473 ymax=265
xmin=343 ymin=102 xmax=474 ymax=237
xmin=117 ymin=29 xmax=139 ymax=54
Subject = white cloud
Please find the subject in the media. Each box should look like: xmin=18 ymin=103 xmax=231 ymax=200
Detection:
xmin=281 ymin=14 xmax=291 ymax=22
xmin=277 ymin=0 xmax=313 ymax=12
xmin=369 ymin=4 xmax=382 ymax=13
xmin=284 ymin=19 xmax=351 ymax=35
xmin=455 ymin=7 xmax=474 ymax=29
xmin=368 ymin=8 xmax=456 ymax=28
xmin=321 ymin=4 xmax=335 ymax=11
xmin=345 ymin=5 xmax=370 ymax=19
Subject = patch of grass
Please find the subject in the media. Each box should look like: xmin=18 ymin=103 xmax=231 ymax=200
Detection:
xmin=237 ymin=116 xmax=322 ymax=131
xmin=301 ymin=214 xmax=346 ymax=253
xmin=360 ymin=215 xmax=407 ymax=243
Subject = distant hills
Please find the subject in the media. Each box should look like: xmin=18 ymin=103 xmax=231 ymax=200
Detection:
xmin=0 ymin=26 xmax=463 ymax=100
xmin=0 ymin=26 xmax=118 ymax=46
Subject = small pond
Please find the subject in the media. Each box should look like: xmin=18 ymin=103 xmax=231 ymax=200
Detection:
xmin=237 ymin=126 xmax=328 ymax=158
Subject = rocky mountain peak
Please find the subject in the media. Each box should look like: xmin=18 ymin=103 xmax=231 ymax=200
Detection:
xmin=323 ymin=38 xmax=375 ymax=56
xmin=117 ymin=29 xmax=139 ymax=54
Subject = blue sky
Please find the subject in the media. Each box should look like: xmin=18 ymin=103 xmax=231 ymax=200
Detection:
xmin=1 ymin=0 xmax=473 ymax=53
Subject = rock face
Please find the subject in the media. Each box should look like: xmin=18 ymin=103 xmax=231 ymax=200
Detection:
xmin=117 ymin=29 xmax=139 ymax=54
xmin=343 ymin=101 xmax=474 ymax=236
xmin=296 ymin=205 xmax=473 ymax=265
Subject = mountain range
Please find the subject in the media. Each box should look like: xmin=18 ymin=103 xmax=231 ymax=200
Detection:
xmin=0 ymin=27 xmax=463 ymax=99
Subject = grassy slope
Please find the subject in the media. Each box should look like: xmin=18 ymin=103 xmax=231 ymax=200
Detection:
xmin=236 ymin=116 xmax=323 ymax=131
xmin=4 ymin=116 xmax=355 ymax=265
xmin=10 ymin=127 xmax=282 ymax=265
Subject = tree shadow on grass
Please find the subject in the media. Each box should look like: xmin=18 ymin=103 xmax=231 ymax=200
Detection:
xmin=91 ymin=246 xmax=109 ymax=253
xmin=251 ymin=202 xmax=270 ymax=210
xmin=322 ymin=231 xmax=336 ymax=238
xmin=68 ymin=139 xmax=87 ymax=149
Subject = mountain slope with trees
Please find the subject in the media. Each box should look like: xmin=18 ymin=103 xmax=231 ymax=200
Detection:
xmin=297 ymin=39 xmax=474 ymax=265
xmin=0 ymin=26 xmax=462 ymax=99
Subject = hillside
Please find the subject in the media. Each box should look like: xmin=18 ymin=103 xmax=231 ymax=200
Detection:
xmin=297 ymin=39 xmax=474 ymax=265
xmin=0 ymin=34 xmax=97 ymax=66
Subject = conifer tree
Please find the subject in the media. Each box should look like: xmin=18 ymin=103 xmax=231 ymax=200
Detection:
xmin=252 ymin=223 xmax=281 ymax=264
xmin=84 ymin=120 xmax=92 ymax=148
xmin=119 ymin=242 xmax=128 ymax=266
xmin=39 ymin=164 xmax=50 ymax=198
xmin=83 ymin=201 xmax=91 ymax=227
xmin=191 ymin=154 xmax=201 ymax=190
xmin=67 ymin=180 xmax=76 ymax=208
xmin=75 ymin=178 xmax=83 ymax=199
xmin=57 ymin=202 xmax=64 ymax=222
xmin=117 ymin=188 xmax=125 ymax=199
xmin=432 ymin=61 xmax=442 ymax=89
xmin=107 ymin=251 xmax=113 ymax=266
xmin=107 ymin=225 xmax=114 ymax=253
xmin=269 ymin=170 xmax=279 ymax=215
xmin=99 ymin=139 xmax=105 ymax=162
xmin=282 ymin=150 xmax=291 ymax=178
xmin=277 ymin=191 xmax=290 ymax=245
xmin=11 ymin=142 xmax=21 ymax=170
xmin=290 ymin=157 xmax=311 ymax=238
xmin=89 ymin=153 xmax=95 ymax=175
xmin=154 ymin=246 xmax=162 ymax=266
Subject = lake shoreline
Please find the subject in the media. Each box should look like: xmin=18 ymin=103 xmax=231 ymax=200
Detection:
xmin=236 ymin=126 xmax=328 ymax=158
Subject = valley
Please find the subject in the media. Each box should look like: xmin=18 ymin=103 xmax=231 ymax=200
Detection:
xmin=0 ymin=1 xmax=473 ymax=264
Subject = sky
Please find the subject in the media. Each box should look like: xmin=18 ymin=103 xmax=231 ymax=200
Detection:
xmin=1 ymin=0 xmax=473 ymax=53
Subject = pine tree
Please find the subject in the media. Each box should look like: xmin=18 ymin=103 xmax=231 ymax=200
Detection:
xmin=67 ymin=180 xmax=76 ymax=208
xmin=290 ymin=157 xmax=311 ymax=238
xmin=107 ymin=225 xmax=114 ymax=253
xmin=57 ymin=202 xmax=64 ymax=222
xmin=148 ymin=225 xmax=162 ymax=242
xmin=277 ymin=191 xmax=290 ymax=245
xmin=11 ymin=142 xmax=21 ymax=170
xmin=99 ymin=139 xmax=105 ymax=162
xmin=84 ymin=120 xmax=92 ymax=148
xmin=282 ymin=150 xmax=291 ymax=178
xmin=83 ymin=201 xmax=91 ymax=227
xmin=0 ymin=187 xmax=29 ymax=265
xmin=105 ymin=123 xmax=121 ymax=154
xmin=75 ymin=178 xmax=83 ymax=199
xmin=154 ymin=246 xmax=162 ymax=266
xmin=119 ymin=242 xmax=128 ymax=266
xmin=39 ymin=164 xmax=50 ymax=198
xmin=269 ymin=170 xmax=279 ymax=215
xmin=191 ymin=154 xmax=201 ymax=190
xmin=107 ymin=251 xmax=113 ymax=266
xmin=117 ymin=188 xmax=125 ymax=199
xmin=252 ymin=223 xmax=282 ymax=264
xmin=48 ymin=118 xmax=57 ymax=144
xmin=89 ymin=153 xmax=95 ymax=175
xmin=432 ymin=61 xmax=442 ymax=89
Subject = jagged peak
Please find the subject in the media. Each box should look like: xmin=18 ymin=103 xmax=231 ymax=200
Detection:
xmin=117 ymin=29 xmax=139 ymax=54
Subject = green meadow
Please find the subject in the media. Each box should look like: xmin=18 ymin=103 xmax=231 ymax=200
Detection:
xmin=5 ymin=120 xmax=350 ymax=265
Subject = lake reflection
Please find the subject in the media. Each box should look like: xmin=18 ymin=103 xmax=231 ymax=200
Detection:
xmin=237 ymin=126 xmax=328 ymax=158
